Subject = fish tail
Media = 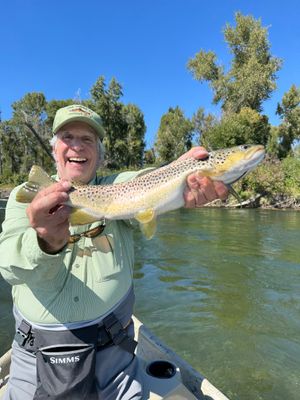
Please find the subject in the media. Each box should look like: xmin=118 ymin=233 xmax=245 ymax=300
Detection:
xmin=16 ymin=165 xmax=55 ymax=203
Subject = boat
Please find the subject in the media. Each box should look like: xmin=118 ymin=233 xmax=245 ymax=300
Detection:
xmin=0 ymin=316 xmax=229 ymax=399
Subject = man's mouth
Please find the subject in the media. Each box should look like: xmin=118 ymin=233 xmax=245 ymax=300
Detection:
xmin=68 ymin=157 xmax=87 ymax=164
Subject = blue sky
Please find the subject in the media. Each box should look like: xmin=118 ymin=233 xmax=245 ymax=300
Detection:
xmin=1 ymin=0 xmax=299 ymax=148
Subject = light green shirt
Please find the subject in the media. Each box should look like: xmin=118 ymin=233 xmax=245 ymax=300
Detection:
xmin=0 ymin=170 xmax=145 ymax=324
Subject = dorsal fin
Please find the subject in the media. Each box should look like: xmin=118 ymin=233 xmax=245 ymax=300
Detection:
xmin=16 ymin=165 xmax=55 ymax=203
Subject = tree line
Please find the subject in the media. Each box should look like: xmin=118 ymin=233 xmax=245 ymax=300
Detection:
xmin=1 ymin=12 xmax=300 ymax=203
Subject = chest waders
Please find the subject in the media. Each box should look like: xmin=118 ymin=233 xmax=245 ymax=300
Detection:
xmin=15 ymin=313 xmax=137 ymax=400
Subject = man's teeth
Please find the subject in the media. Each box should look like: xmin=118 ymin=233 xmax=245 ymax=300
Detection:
xmin=68 ymin=158 xmax=87 ymax=163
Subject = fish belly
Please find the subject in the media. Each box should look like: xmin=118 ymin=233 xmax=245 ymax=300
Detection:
xmin=104 ymin=180 xmax=186 ymax=220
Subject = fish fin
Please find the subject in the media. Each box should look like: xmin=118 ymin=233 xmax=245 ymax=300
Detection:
xmin=16 ymin=165 xmax=55 ymax=203
xmin=69 ymin=208 xmax=101 ymax=226
xmin=134 ymin=209 xmax=157 ymax=240
xmin=139 ymin=219 xmax=157 ymax=240
xmin=134 ymin=208 xmax=155 ymax=224
xmin=226 ymin=184 xmax=242 ymax=203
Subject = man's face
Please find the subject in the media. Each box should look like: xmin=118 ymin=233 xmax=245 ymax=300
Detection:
xmin=54 ymin=122 xmax=100 ymax=183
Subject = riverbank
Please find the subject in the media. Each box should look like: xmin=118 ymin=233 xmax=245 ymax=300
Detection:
xmin=208 ymin=195 xmax=300 ymax=210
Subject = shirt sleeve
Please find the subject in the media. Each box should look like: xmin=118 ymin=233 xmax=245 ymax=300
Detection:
xmin=0 ymin=185 xmax=66 ymax=285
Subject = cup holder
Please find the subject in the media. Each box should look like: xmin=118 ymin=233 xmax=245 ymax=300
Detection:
xmin=146 ymin=360 xmax=177 ymax=379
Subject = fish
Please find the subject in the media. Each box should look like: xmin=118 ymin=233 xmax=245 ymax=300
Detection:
xmin=16 ymin=144 xmax=265 ymax=239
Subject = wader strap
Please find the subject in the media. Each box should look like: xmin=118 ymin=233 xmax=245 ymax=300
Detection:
xmin=103 ymin=313 xmax=137 ymax=354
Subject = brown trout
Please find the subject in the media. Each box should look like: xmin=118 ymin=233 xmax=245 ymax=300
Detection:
xmin=16 ymin=144 xmax=265 ymax=238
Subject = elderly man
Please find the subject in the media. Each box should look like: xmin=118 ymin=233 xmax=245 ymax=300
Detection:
xmin=0 ymin=104 xmax=228 ymax=400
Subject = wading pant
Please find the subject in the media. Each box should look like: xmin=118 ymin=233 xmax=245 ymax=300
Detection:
xmin=3 ymin=291 xmax=143 ymax=400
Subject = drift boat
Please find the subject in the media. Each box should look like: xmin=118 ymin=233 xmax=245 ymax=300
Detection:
xmin=0 ymin=316 xmax=229 ymax=400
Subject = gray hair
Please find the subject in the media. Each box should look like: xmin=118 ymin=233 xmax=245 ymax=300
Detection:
xmin=50 ymin=135 xmax=105 ymax=167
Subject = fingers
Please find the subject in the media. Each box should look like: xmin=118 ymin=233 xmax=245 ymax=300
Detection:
xmin=26 ymin=181 xmax=72 ymax=253
xmin=34 ymin=181 xmax=71 ymax=205
xmin=178 ymin=146 xmax=209 ymax=161
xmin=29 ymin=181 xmax=71 ymax=216
xmin=184 ymin=174 xmax=229 ymax=208
xmin=213 ymin=181 xmax=229 ymax=201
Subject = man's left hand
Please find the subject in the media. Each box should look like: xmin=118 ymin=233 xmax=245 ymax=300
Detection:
xmin=180 ymin=147 xmax=229 ymax=208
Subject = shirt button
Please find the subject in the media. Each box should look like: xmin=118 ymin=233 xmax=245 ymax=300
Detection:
xmin=74 ymin=264 xmax=80 ymax=268
xmin=74 ymin=296 xmax=79 ymax=302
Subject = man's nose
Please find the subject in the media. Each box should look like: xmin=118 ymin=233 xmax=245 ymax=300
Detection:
xmin=70 ymin=138 xmax=84 ymax=149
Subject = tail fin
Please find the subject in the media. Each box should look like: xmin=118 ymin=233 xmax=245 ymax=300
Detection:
xmin=16 ymin=165 xmax=55 ymax=203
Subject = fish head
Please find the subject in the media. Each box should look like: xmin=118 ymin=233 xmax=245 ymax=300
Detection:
xmin=205 ymin=144 xmax=265 ymax=184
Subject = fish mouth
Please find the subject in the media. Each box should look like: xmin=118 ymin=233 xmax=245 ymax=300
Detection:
xmin=245 ymin=145 xmax=265 ymax=161
xmin=226 ymin=146 xmax=266 ymax=185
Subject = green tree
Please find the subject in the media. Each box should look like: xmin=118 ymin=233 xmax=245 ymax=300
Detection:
xmin=121 ymin=104 xmax=146 ymax=167
xmin=144 ymin=148 xmax=156 ymax=165
xmin=89 ymin=76 xmax=146 ymax=169
xmin=10 ymin=93 xmax=53 ymax=172
xmin=89 ymin=76 xmax=125 ymax=168
xmin=276 ymin=84 xmax=300 ymax=158
xmin=187 ymin=12 xmax=282 ymax=114
xmin=191 ymin=107 xmax=218 ymax=148
xmin=200 ymin=107 xmax=270 ymax=149
xmin=266 ymin=125 xmax=280 ymax=157
xmin=155 ymin=107 xmax=194 ymax=163
xmin=0 ymin=121 xmax=23 ymax=175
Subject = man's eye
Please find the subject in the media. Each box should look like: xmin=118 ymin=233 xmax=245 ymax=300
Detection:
xmin=62 ymin=133 xmax=72 ymax=140
xmin=84 ymin=137 xmax=93 ymax=143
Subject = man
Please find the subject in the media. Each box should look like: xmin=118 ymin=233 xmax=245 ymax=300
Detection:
xmin=0 ymin=104 xmax=228 ymax=399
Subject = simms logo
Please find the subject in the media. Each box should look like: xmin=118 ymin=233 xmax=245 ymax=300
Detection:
xmin=50 ymin=356 xmax=80 ymax=364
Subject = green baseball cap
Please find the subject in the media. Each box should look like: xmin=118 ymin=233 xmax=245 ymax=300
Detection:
xmin=52 ymin=104 xmax=105 ymax=139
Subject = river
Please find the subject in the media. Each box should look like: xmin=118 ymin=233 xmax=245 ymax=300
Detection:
xmin=1 ymin=206 xmax=299 ymax=400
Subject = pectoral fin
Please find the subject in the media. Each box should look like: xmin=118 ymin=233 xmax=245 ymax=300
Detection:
xmin=226 ymin=184 xmax=242 ymax=203
xmin=69 ymin=208 xmax=101 ymax=225
xmin=134 ymin=209 xmax=157 ymax=240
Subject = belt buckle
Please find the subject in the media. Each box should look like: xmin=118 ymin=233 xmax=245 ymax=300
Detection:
xmin=15 ymin=320 xmax=33 ymax=347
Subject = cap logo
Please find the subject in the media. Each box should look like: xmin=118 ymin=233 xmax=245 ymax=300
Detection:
xmin=69 ymin=106 xmax=93 ymax=116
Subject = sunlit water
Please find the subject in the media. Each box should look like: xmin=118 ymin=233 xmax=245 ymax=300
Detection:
xmin=133 ymin=208 xmax=300 ymax=400
xmin=1 ymin=207 xmax=299 ymax=400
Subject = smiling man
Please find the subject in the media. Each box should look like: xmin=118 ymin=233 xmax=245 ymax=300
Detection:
xmin=0 ymin=104 xmax=228 ymax=400
xmin=51 ymin=106 xmax=105 ymax=182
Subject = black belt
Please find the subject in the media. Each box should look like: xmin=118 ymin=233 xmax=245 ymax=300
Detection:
xmin=15 ymin=313 xmax=137 ymax=355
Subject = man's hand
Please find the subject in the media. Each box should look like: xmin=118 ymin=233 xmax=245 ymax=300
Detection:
xmin=26 ymin=181 xmax=72 ymax=254
xmin=180 ymin=147 xmax=229 ymax=208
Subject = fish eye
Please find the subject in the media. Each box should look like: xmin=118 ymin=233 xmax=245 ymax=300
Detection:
xmin=240 ymin=145 xmax=250 ymax=150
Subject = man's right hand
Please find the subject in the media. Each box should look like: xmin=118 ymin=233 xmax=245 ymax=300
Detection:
xmin=26 ymin=181 xmax=72 ymax=254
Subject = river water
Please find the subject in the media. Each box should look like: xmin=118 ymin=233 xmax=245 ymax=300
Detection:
xmin=1 ymin=206 xmax=299 ymax=400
